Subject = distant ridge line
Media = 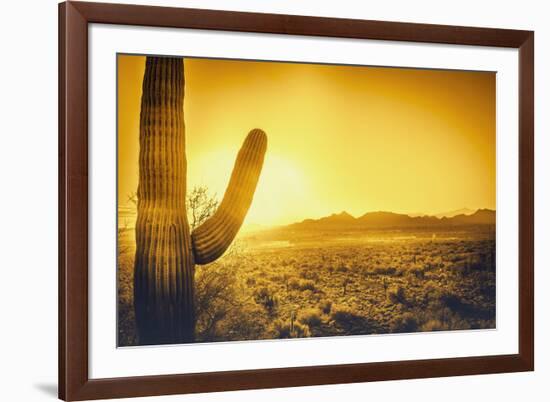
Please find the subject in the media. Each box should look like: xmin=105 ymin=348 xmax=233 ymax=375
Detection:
xmin=286 ymin=208 xmax=495 ymax=230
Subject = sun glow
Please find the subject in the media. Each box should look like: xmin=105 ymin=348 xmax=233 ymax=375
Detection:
xmin=118 ymin=55 xmax=495 ymax=230
xmin=189 ymin=150 xmax=308 ymax=228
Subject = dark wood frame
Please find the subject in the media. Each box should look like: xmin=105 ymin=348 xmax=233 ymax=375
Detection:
xmin=59 ymin=1 xmax=534 ymax=400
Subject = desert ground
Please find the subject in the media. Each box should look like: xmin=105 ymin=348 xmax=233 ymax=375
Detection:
xmin=118 ymin=225 xmax=496 ymax=346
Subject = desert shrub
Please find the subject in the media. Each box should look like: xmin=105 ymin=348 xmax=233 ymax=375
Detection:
xmin=215 ymin=302 xmax=269 ymax=341
xmin=319 ymin=299 xmax=332 ymax=315
xmin=297 ymin=279 xmax=316 ymax=292
xmin=297 ymin=308 xmax=323 ymax=327
xmin=420 ymin=319 xmax=449 ymax=332
xmin=438 ymin=291 xmax=467 ymax=313
xmin=272 ymin=319 xmax=290 ymax=338
xmin=424 ymin=280 xmax=438 ymax=292
xmin=478 ymin=279 xmax=496 ymax=298
xmin=448 ymin=254 xmax=463 ymax=263
xmin=254 ymin=286 xmax=278 ymax=315
xmin=469 ymin=259 xmax=486 ymax=271
xmin=288 ymin=277 xmax=300 ymax=290
xmin=194 ymin=264 xmax=239 ymax=341
xmin=195 ymin=255 xmax=275 ymax=342
xmin=336 ymin=265 xmax=348 ymax=273
xmin=373 ymin=266 xmax=397 ymax=276
xmin=330 ymin=305 xmax=372 ymax=334
xmin=270 ymin=273 xmax=283 ymax=282
xmin=186 ymin=186 xmax=218 ymax=231
xmin=299 ymin=269 xmax=319 ymax=281
xmin=437 ymin=308 xmax=473 ymax=330
xmin=390 ymin=312 xmax=419 ymax=333
xmin=410 ymin=267 xmax=425 ymax=279
xmin=449 ymin=262 xmax=465 ymax=274
xmin=330 ymin=305 xmax=355 ymax=324
xmin=388 ymin=285 xmax=408 ymax=304
xmin=195 ymin=262 xmax=271 ymax=342
xmin=117 ymin=253 xmax=137 ymax=346
xmin=291 ymin=321 xmax=311 ymax=338
xmin=281 ymin=257 xmax=297 ymax=266
xmin=272 ymin=319 xmax=311 ymax=339
xmin=423 ymin=262 xmax=437 ymax=272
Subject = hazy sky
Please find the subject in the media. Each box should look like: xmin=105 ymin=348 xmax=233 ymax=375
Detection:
xmin=118 ymin=55 xmax=495 ymax=228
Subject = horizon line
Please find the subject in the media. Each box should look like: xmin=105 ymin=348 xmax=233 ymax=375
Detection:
xmin=118 ymin=207 xmax=496 ymax=230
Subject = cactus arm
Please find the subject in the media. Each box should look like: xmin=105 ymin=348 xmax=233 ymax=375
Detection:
xmin=191 ymin=129 xmax=267 ymax=264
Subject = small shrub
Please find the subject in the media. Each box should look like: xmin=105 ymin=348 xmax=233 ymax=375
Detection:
xmin=337 ymin=265 xmax=348 ymax=273
xmin=439 ymin=291 xmax=463 ymax=311
xmin=297 ymin=308 xmax=323 ymax=327
xmin=299 ymin=269 xmax=319 ymax=281
xmin=319 ymin=299 xmax=332 ymax=315
xmin=411 ymin=267 xmax=425 ymax=279
xmin=330 ymin=305 xmax=356 ymax=325
xmin=273 ymin=319 xmax=291 ymax=338
xmin=291 ymin=321 xmax=311 ymax=338
xmin=388 ymin=285 xmax=407 ymax=304
xmin=288 ymin=277 xmax=300 ymax=290
xmin=373 ymin=266 xmax=397 ymax=276
xmin=297 ymin=279 xmax=316 ymax=292
xmin=390 ymin=312 xmax=419 ymax=333
xmin=420 ymin=319 xmax=449 ymax=332
xmin=273 ymin=319 xmax=311 ymax=339
xmin=330 ymin=305 xmax=372 ymax=334
xmin=254 ymin=286 xmax=278 ymax=315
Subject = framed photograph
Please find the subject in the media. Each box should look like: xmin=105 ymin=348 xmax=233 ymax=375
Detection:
xmin=59 ymin=1 xmax=534 ymax=400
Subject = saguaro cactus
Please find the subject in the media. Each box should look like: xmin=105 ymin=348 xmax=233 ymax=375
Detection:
xmin=133 ymin=57 xmax=267 ymax=345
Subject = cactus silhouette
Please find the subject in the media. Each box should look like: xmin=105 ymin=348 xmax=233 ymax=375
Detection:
xmin=133 ymin=57 xmax=267 ymax=344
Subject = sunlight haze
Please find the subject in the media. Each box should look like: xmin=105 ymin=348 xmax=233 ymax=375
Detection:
xmin=118 ymin=55 xmax=495 ymax=229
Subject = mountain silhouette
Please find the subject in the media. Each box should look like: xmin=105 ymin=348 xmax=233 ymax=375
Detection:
xmin=357 ymin=211 xmax=440 ymax=227
xmin=440 ymin=208 xmax=496 ymax=225
xmin=320 ymin=211 xmax=355 ymax=223
xmin=287 ymin=209 xmax=495 ymax=231
xmin=434 ymin=208 xmax=476 ymax=219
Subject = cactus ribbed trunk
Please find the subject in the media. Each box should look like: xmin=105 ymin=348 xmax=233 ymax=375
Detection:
xmin=134 ymin=57 xmax=195 ymax=344
xmin=192 ymin=129 xmax=267 ymax=264
xmin=133 ymin=56 xmax=267 ymax=345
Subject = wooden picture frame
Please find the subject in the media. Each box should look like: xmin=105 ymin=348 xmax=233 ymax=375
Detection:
xmin=59 ymin=1 xmax=534 ymax=400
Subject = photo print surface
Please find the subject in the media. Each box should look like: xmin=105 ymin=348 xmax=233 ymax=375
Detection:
xmin=117 ymin=54 xmax=496 ymax=346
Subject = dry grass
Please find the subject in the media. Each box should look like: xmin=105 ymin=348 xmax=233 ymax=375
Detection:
xmin=118 ymin=228 xmax=496 ymax=346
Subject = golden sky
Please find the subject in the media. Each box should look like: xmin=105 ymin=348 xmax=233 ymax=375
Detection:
xmin=118 ymin=54 xmax=495 ymax=228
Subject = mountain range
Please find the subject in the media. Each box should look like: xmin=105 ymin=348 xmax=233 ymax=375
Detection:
xmin=408 ymin=208 xmax=477 ymax=219
xmin=285 ymin=209 xmax=495 ymax=231
xmin=433 ymin=208 xmax=476 ymax=219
